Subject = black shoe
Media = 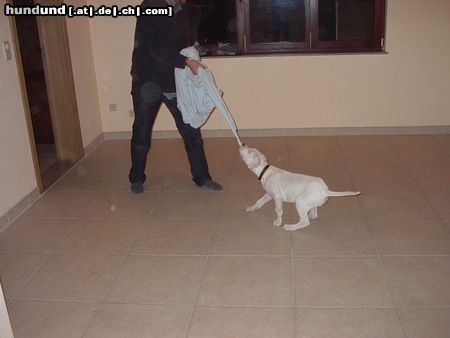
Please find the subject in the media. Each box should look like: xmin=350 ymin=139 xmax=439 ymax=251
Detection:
xmin=130 ymin=182 xmax=144 ymax=194
xmin=200 ymin=180 xmax=223 ymax=191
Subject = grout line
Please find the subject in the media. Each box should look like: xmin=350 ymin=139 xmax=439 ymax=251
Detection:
xmin=8 ymin=218 xmax=80 ymax=301
xmin=388 ymin=139 xmax=450 ymax=238
xmin=338 ymin=137 xmax=408 ymax=337
xmin=11 ymin=296 xmax=450 ymax=310
xmin=184 ymin=202 xmax=219 ymax=338
xmin=80 ymin=184 xmax=167 ymax=337
xmin=290 ymin=231 xmax=298 ymax=336
xmin=376 ymin=253 xmax=409 ymax=338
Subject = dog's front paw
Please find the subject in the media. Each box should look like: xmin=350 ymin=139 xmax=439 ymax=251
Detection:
xmin=273 ymin=219 xmax=282 ymax=227
xmin=246 ymin=206 xmax=254 ymax=212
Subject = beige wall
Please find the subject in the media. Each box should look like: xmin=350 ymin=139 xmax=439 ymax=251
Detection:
xmin=88 ymin=0 xmax=450 ymax=132
xmin=0 ymin=1 xmax=103 ymax=217
xmin=0 ymin=282 xmax=13 ymax=338
xmin=0 ymin=11 xmax=38 ymax=217
xmin=66 ymin=0 xmax=103 ymax=147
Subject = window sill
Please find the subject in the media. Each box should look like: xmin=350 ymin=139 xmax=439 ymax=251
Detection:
xmin=201 ymin=50 xmax=388 ymax=60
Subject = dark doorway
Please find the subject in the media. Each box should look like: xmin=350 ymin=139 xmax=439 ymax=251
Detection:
xmin=13 ymin=0 xmax=76 ymax=189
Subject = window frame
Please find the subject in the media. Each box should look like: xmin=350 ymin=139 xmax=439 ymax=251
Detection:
xmin=309 ymin=0 xmax=386 ymax=53
xmin=241 ymin=0 xmax=311 ymax=54
xmin=201 ymin=0 xmax=386 ymax=56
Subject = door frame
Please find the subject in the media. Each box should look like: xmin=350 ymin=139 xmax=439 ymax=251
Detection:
xmin=7 ymin=6 xmax=44 ymax=192
xmin=8 ymin=0 xmax=84 ymax=192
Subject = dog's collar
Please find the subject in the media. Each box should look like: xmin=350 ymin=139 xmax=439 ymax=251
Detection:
xmin=258 ymin=164 xmax=270 ymax=181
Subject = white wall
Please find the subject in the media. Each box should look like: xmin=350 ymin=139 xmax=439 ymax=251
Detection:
xmin=66 ymin=0 xmax=103 ymax=147
xmin=0 ymin=282 xmax=13 ymax=338
xmin=87 ymin=0 xmax=450 ymax=132
xmin=0 ymin=9 xmax=38 ymax=217
xmin=0 ymin=0 xmax=104 ymax=217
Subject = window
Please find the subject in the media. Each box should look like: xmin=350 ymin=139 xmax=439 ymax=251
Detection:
xmin=188 ymin=0 xmax=386 ymax=55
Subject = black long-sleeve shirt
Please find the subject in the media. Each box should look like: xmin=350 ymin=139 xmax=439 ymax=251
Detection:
xmin=130 ymin=0 xmax=189 ymax=92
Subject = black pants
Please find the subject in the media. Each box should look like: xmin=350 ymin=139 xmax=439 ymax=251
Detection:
xmin=129 ymin=84 xmax=211 ymax=185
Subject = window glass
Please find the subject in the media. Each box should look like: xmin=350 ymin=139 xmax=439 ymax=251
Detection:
xmin=319 ymin=0 xmax=375 ymax=41
xmin=189 ymin=0 xmax=238 ymax=45
xmin=249 ymin=0 xmax=306 ymax=43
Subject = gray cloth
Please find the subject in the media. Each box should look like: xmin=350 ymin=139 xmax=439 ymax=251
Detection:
xmin=175 ymin=47 xmax=242 ymax=145
xmin=162 ymin=92 xmax=177 ymax=100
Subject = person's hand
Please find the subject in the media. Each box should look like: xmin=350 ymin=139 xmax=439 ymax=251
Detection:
xmin=186 ymin=58 xmax=205 ymax=75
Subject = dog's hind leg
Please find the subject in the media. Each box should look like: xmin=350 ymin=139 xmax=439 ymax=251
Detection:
xmin=273 ymin=197 xmax=283 ymax=227
xmin=246 ymin=193 xmax=272 ymax=212
xmin=308 ymin=207 xmax=318 ymax=219
xmin=283 ymin=199 xmax=311 ymax=231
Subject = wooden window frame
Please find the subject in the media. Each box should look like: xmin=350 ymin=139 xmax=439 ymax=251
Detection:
xmin=205 ymin=0 xmax=386 ymax=56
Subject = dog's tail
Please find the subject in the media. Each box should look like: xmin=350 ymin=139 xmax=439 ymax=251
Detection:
xmin=327 ymin=190 xmax=361 ymax=197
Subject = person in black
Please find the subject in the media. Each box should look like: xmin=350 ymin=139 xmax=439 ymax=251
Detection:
xmin=129 ymin=0 xmax=222 ymax=193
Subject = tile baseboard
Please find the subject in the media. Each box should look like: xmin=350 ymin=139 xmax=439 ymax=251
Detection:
xmin=105 ymin=126 xmax=450 ymax=140
xmin=0 ymin=133 xmax=106 ymax=234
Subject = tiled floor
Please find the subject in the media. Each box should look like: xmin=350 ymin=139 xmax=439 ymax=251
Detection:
xmin=1 ymin=135 xmax=450 ymax=338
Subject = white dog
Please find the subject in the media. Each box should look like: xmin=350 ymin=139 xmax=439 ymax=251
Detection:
xmin=239 ymin=144 xmax=360 ymax=231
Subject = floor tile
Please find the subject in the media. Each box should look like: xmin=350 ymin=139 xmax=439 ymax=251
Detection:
xmin=105 ymin=167 xmax=166 ymax=192
xmin=287 ymin=136 xmax=339 ymax=151
xmin=198 ymin=256 xmax=293 ymax=307
xmin=338 ymin=136 xmax=393 ymax=151
xmin=83 ymin=191 xmax=160 ymax=219
xmin=422 ymin=189 xmax=450 ymax=219
xmin=338 ymin=136 xmax=404 ymax=169
xmin=204 ymin=137 xmax=238 ymax=159
xmin=244 ymin=137 xmax=288 ymax=154
xmin=367 ymin=218 xmax=450 ymax=255
xmin=348 ymin=166 xmax=418 ymax=191
xmin=288 ymin=148 xmax=347 ymax=169
xmin=388 ymin=135 xmax=442 ymax=150
xmin=22 ymin=191 xmax=99 ymax=219
xmin=397 ymin=147 xmax=450 ymax=168
xmin=132 ymin=219 xmax=216 ymax=255
xmin=292 ymin=220 xmax=376 ymax=256
xmin=359 ymin=190 xmax=436 ymax=220
xmin=165 ymin=166 xmax=231 ymax=192
xmin=0 ymin=218 xmax=76 ymax=253
xmin=220 ymin=191 xmax=299 ymax=222
xmin=151 ymin=192 xmax=224 ymax=220
xmin=343 ymin=148 xmax=405 ymax=169
xmin=84 ymin=303 xmax=193 ymax=338
xmin=311 ymin=196 xmax=364 ymax=222
xmin=106 ymin=255 xmax=206 ymax=305
xmin=210 ymin=218 xmax=291 ymax=256
xmin=56 ymin=219 xmax=144 ymax=254
xmin=443 ymin=218 xmax=450 ymax=232
xmin=381 ymin=256 xmax=450 ymax=307
xmin=294 ymin=257 xmax=392 ymax=306
xmin=0 ymin=253 xmax=48 ymax=298
xmin=18 ymin=254 xmax=124 ymax=302
xmin=5 ymin=137 xmax=450 ymax=337
xmin=399 ymin=308 xmax=450 ymax=338
xmin=88 ymin=140 xmax=130 ymax=162
xmin=408 ymin=163 xmax=450 ymax=192
xmin=433 ymin=134 xmax=450 ymax=151
xmin=228 ymin=161 xmax=266 ymax=192
xmin=188 ymin=306 xmax=295 ymax=338
xmin=8 ymin=300 xmax=98 ymax=338
xmin=50 ymin=158 xmax=117 ymax=192
xmin=296 ymin=308 xmax=404 ymax=338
